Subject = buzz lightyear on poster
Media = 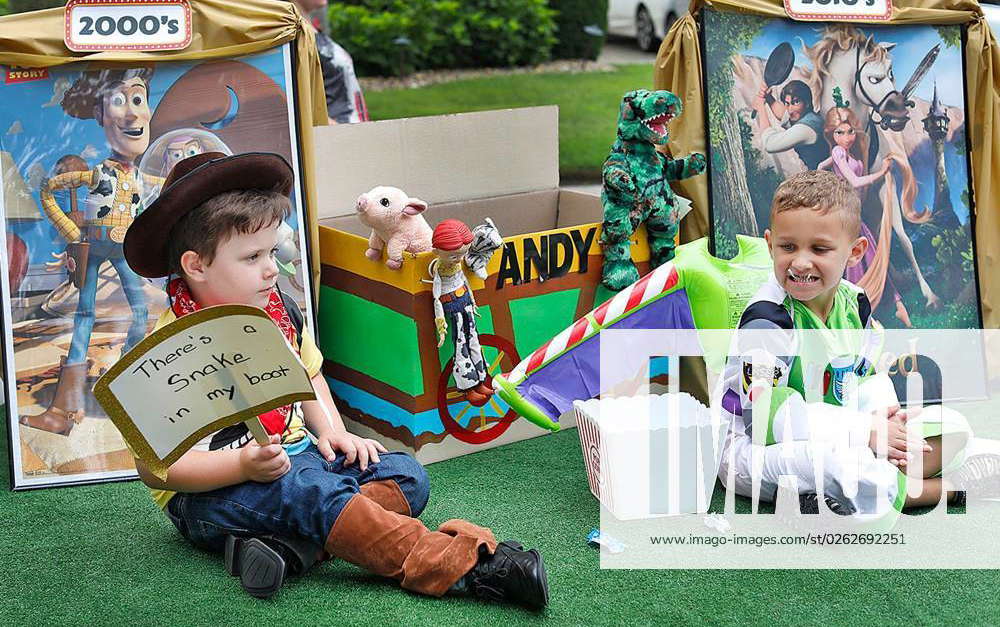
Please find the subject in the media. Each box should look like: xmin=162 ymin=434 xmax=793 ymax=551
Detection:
xmin=0 ymin=45 xmax=313 ymax=488
xmin=138 ymin=127 xmax=233 ymax=207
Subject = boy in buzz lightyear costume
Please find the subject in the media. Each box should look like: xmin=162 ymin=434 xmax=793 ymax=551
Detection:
xmin=717 ymin=171 xmax=999 ymax=525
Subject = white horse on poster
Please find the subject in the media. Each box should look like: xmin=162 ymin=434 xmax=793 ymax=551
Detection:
xmin=801 ymin=25 xmax=939 ymax=309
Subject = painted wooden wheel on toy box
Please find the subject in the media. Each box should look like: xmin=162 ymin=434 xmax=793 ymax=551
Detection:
xmin=437 ymin=333 xmax=520 ymax=444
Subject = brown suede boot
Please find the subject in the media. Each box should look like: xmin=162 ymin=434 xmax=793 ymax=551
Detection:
xmin=325 ymin=493 xmax=496 ymax=597
xmin=316 ymin=482 xmax=410 ymax=564
xmin=19 ymin=358 xmax=91 ymax=436
xmin=360 ymin=480 xmax=411 ymax=516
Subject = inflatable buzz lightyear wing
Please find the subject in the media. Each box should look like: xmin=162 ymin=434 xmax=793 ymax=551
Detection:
xmin=494 ymin=236 xmax=773 ymax=430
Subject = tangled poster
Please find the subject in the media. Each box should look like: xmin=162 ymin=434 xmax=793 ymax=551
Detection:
xmin=702 ymin=8 xmax=979 ymax=332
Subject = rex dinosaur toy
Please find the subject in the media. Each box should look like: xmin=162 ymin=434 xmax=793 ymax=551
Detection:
xmin=600 ymin=89 xmax=705 ymax=290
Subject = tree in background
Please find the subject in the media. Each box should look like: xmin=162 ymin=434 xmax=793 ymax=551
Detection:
xmin=8 ymin=0 xmax=65 ymax=13
xmin=548 ymin=0 xmax=608 ymax=61
xmin=703 ymin=10 xmax=768 ymax=258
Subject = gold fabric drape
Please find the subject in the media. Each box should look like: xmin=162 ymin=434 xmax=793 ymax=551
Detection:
xmin=655 ymin=0 xmax=1000 ymax=327
xmin=0 ymin=0 xmax=328 ymax=307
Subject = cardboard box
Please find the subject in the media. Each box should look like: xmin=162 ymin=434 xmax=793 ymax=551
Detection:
xmin=313 ymin=107 xmax=654 ymax=463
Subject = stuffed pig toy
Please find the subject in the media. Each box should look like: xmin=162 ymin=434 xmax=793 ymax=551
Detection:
xmin=356 ymin=186 xmax=433 ymax=270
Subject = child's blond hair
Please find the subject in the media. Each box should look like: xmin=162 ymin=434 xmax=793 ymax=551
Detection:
xmin=771 ymin=170 xmax=861 ymax=237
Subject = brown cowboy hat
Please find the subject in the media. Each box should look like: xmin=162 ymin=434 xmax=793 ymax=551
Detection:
xmin=124 ymin=151 xmax=294 ymax=278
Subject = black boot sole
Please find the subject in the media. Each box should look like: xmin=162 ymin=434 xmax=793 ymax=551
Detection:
xmin=224 ymin=536 xmax=287 ymax=599
xmin=532 ymin=548 xmax=549 ymax=610
xmin=224 ymin=535 xmax=242 ymax=577
xmin=502 ymin=542 xmax=548 ymax=610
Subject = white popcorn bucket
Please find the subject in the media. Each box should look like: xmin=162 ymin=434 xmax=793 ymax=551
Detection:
xmin=574 ymin=393 xmax=726 ymax=520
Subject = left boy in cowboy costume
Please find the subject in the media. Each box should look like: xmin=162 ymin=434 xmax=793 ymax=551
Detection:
xmin=121 ymin=151 xmax=549 ymax=606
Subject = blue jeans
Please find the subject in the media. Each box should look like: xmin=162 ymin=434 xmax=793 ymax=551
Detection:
xmin=165 ymin=446 xmax=430 ymax=552
xmin=67 ymin=239 xmax=148 ymax=364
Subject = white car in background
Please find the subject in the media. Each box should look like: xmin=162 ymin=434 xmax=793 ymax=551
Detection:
xmin=607 ymin=0 xmax=687 ymax=52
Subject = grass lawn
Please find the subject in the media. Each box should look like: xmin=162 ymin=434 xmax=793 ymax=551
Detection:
xmin=4 ymin=426 xmax=999 ymax=625
xmin=365 ymin=64 xmax=656 ymax=180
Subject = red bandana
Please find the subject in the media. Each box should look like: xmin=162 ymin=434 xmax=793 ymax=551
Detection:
xmin=168 ymin=278 xmax=297 ymax=436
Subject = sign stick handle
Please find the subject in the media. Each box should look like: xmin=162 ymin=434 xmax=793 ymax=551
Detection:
xmin=244 ymin=418 xmax=270 ymax=445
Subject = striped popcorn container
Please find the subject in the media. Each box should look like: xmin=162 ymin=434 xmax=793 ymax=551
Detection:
xmin=573 ymin=393 xmax=725 ymax=520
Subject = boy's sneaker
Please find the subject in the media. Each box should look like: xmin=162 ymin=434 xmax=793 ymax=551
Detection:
xmin=777 ymin=492 xmax=856 ymax=534
xmin=950 ymin=454 xmax=1000 ymax=499
xmin=797 ymin=492 xmax=856 ymax=516
xmin=224 ymin=535 xmax=320 ymax=599
xmin=462 ymin=540 xmax=548 ymax=610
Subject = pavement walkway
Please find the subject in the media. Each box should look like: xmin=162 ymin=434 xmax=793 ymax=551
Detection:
xmin=598 ymin=36 xmax=658 ymax=66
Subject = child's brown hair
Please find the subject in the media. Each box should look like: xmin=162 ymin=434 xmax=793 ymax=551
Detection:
xmin=167 ymin=187 xmax=291 ymax=275
xmin=771 ymin=170 xmax=861 ymax=236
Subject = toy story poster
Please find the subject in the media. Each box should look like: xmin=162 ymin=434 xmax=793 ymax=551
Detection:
xmin=701 ymin=8 xmax=980 ymax=331
xmin=0 ymin=44 xmax=314 ymax=489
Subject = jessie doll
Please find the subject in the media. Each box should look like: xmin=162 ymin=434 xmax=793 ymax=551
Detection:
xmin=431 ymin=219 xmax=492 ymax=406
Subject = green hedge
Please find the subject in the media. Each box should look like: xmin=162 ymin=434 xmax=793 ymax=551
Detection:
xmin=328 ymin=0 xmax=557 ymax=77
xmin=7 ymin=0 xmax=64 ymax=13
xmin=548 ymin=0 xmax=607 ymax=60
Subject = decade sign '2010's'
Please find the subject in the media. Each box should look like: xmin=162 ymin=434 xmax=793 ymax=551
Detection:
xmin=785 ymin=0 xmax=892 ymax=21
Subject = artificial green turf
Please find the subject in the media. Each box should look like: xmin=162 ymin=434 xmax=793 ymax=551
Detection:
xmin=364 ymin=64 xmax=655 ymax=180
xmin=3 ymin=427 xmax=999 ymax=625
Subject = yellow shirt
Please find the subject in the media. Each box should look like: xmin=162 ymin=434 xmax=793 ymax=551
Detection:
xmin=144 ymin=305 xmax=323 ymax=509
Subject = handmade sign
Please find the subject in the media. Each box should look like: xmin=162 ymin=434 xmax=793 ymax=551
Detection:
xmin=93 ymin=305 xmax=315 ymax=480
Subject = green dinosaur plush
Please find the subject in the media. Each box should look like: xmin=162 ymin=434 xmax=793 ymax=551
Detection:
xmin=600 ymin=89 xmax=706 ymax=290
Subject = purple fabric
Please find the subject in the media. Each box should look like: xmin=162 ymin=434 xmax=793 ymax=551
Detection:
xmin=722 ymin=388 xmax=742 ymax=417
xmin=830 ymin=145 xmax=863 ymax=179
xmin=515 ymin=289 xmax=696 ymax=422
xmin=842 ymin=205 xmax=902 ymax=305
xmin=844 ymin=221 xmax=877 ymax=285
xmin=831 ymin=147 xmax=901 ymax=304
xmin=831 ymin=148 xmax=867 ymax=280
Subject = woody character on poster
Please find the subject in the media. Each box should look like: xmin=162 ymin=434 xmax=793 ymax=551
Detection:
xmin=702 ymin=8 xmax=980 ymax=331
xmin=0 ymin=45 xmax=313 ymax=488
